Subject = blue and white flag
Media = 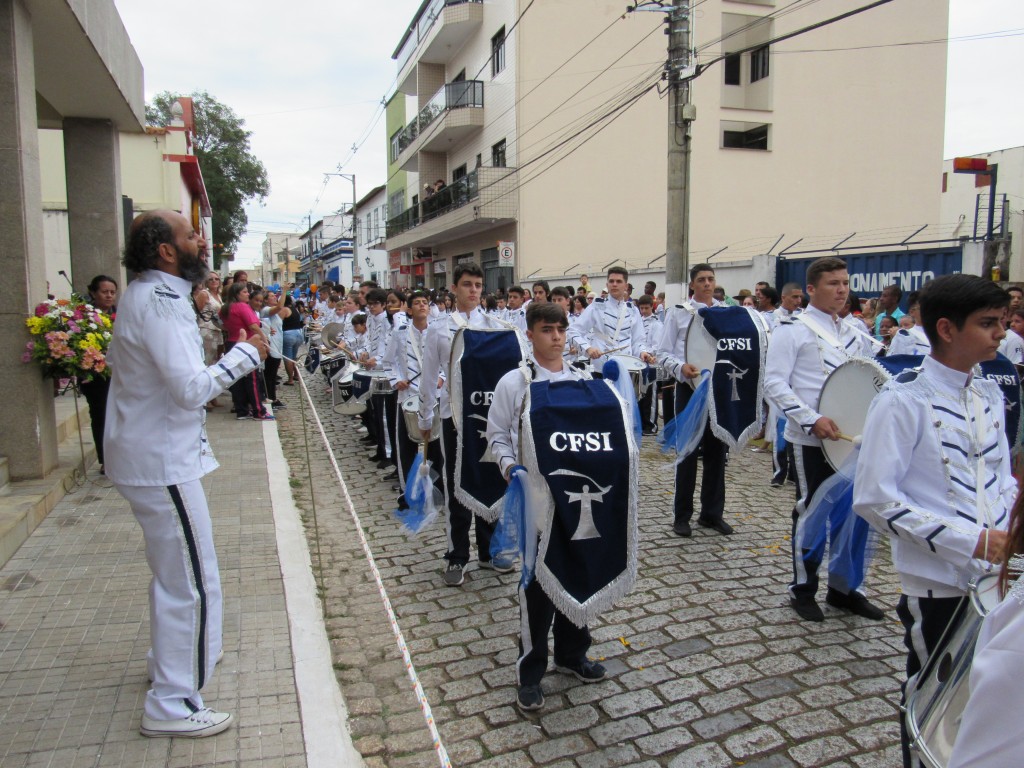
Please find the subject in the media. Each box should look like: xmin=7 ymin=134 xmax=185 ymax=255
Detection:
xmin=522 ymin=379 xmax=639 ymax=628
xmin=979 ymin=352 xmax=1022 ymax=448
xmin=450 ymin=328 xmax=526 ymax=522
xmin=696 ymin=306 xmax=768 ymax=448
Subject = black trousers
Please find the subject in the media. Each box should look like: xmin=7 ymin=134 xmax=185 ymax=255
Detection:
xmin=372 ymin=391 xmax=397 ymax=460
xmin=896 ymin=594 xmax=965 ymax=768
xmin=79 ymin=376 xmax=110 ymax=465
xmin=440 ymin=416 xmax=495 ymax=566
xmin=263 ymin=356 xmax=281 ymax=402
xmin=517 ymin=575 xmax=591 ymax=687
xmin=225 ymin=341 xmax=267 ymax=417
xmin=772 ymin=443 xmax=795 ymax=484
xmin=638 ymin=381 xmax=657 ymax=432
xmin=673 ymin=383 xmax=726 ymax=523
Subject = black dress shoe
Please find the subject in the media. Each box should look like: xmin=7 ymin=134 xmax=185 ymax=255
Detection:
xmin=697 ymin=517 xmax=734 ymax=535
xmin=672 ymin=520 xmax=692 ymax=537
xmin=790 ymin=595 xmax=824 ymax=622
xmin=826 ymin=588 xmax=885 ymax=621
xmin=376 ymin=459 xmax=392 ymax=470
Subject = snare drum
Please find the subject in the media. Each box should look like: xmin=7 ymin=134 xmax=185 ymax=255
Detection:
xmin=906 ymin=573 xmax=1002 ymax=768
xmin=320 ymin=352 xmax=349 ymax=384
xmin=332 ymin=362 xmax=365 ymax=415
xmin=401 ymin=395 xmax=440 ymax=443
xmin=353 ymin=370 xmax=393 ymax=402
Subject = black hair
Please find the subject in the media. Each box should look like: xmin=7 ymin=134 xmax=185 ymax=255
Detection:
xmin=882 ymin=283 xmax=903 ymax=301
xmin=846 ymin=290 xmax=861 ymax=311
xmin=359 ymin=280 xmax=378 ymax=289
xmin=219 ymin=281 xmax=250 ymax=321
xmin=453 ymin=261 xmax=484 ymax=285
xmin=123 ymin=213 xmax=174 ymax=273
xmin=388 ymin=289 xmax=407 ymax=306
xmin=532 ymin=280 xmax=550 ymax=297
xmin=1008 ymin=285 xmax=1024 ymax=297
xmin=526 ymin=300 xmax=568 ymax=330
xmin=919 ymin=274 xmax=1010 ymax=347
xmin=636 ymin=294 xmax=654 ymax=307
xmin=88 ymin=274 xmax=118 ymax=294
xmin=484 ymin=295 xmax=498 ymax=311
xmin=365 ymin=288 xmax=388 ymax=305
xmin=550 ymin=286 xmax=571 ymax=300
xmin=608 ymin=266 xmax=629 ymax=281
xmin=759 ymin=286 xmax=779 ymax=307
xmin=907 ymin=290 xmax=921 ymax=309
xmin=408 ymin=288 xmax=430 ymax=303
xmin=805 ymin=256 xmax=847 ymax=287
xmin=689 ymin=263 xmax=715 ymax=282
xmin=508 ymin=285 xmax=525 ymax=297
xmin=352 ymin=313 xmax=368 ymax=326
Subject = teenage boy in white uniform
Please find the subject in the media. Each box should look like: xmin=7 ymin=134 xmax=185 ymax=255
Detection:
xmin=419 ymin=263 xmax=512 ymax=586
xmin=764 ymin=256 xmax=882 ymax=623
xmin=106 ymin=211 xmax=268 ymax=738
xmin=854 ymin=273 xmax=1015 ymax=768
xmin=486 ymin=302 xmax=605 ymax=711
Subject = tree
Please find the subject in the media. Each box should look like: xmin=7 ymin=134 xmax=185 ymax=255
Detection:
xmin=146 ymin=91 xmax=270 ymax=269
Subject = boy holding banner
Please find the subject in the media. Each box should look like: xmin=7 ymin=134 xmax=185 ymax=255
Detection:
xmin=419 ymin=263 xmax=520 ymax=586
xmin=853 ymin=273 xmax=1015 ymax=767
xmin=488 ymin=302 xmax=626 ymax=711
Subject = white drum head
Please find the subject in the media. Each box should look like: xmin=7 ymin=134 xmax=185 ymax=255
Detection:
xmin=819 ymin=357 xmax=891 ymax=471
xmin=607 ymin=354 xmax=644 ymax=373
xmin=970 ymin=572 xmax=1002 ymax=616
xmin=684 ymin=311 xmax=717 ymax=389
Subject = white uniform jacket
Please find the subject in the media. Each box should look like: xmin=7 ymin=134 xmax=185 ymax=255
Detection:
xmin=656 ymin=298 xmax=724 ymax=383
xmin=998 ymin=328 xmax=1024 ymax=364
xmin=763 ymin=305 xmax=873 ymax=448
xmin=853 ymin=356 xmax=1015 ymax=597
xmin=364 ymin=310 xmax=392 ymax=369
xmin=486 ymin=360 xmax=589 ymax=480
xmin=640 ymin=315 xmax=663 ymax=357
xmin=887 ymin=325 xmax=932 ymax=357
xmin=569 ymin=296 xmax=644 ymax=366
xmin=383 ymin=322 xmax=432 ymax=405
xmin=505 ymin=306 xmax=527 ymax=333
xmin=418 ymin=307 xmax=510 ymax=431
xmin=104 ymin=271 xmax=261 ymax=487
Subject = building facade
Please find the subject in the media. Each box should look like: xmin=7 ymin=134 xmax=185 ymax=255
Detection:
xmin=261 ymin=232 xmax=303 ymax=286
xmin=354 ymin=185 xmax=391 ymax=288
xmin=940 ymin=146 xmax=1022 ymax=282
xmin=384 ymin=0 xmax=947 ymax=296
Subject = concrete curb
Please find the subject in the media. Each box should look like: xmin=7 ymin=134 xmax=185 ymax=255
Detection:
xmin=263 ymin=420 xmax=366 ymax=768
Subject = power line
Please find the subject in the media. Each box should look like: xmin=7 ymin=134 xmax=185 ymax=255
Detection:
xmin=469 ymin=0 xmax=537 ymax=82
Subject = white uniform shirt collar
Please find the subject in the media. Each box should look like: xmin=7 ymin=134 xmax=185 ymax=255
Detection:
xmin=144 ymin=269 xmax=192 ymax=294
xmin=804 ymin=304 xmax=842 ymax=332
xmin=922 ymin=355 xmax=974 ymax=393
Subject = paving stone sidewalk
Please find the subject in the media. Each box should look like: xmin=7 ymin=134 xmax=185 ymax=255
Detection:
xmin=0 ymin=413 xmax=310 ymax=768
xmin=276 ymin=376 xmax=909 ymax=768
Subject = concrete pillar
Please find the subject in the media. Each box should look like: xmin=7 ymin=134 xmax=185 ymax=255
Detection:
xmin=63 ymin=117 xmax=125 ymax=291
xmin=0 ymin=0 xmax=58 ymax=480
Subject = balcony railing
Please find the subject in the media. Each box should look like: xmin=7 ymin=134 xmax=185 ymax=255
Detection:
xmin=394 ymin=80 xmax=484 ymax=158
xmin=395 ymin=0 xmax=483 ymax=72
xmin=386 ymin=170 xmax=482 ymax=238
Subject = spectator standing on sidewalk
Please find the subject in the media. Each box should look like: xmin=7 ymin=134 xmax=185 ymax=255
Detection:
xmin=105 ymin=210 xmax=268 ymax=738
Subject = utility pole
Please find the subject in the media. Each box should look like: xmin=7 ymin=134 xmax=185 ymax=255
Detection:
xmin=665 ymin=2 xmax=694 ymax=304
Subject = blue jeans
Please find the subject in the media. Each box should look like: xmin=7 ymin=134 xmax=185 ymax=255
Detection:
xmin=282 ymin=329 xmax=304 ymax=361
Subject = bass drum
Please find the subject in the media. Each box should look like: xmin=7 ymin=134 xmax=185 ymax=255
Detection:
xmin=817 ymin=356 xmax=923 ymax=472
xmin=906 ymin=573 xmax=1002 ymax=768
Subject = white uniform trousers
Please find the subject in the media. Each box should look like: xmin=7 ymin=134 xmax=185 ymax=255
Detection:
xmin=118 ymin=480 xmax=223 ymax=720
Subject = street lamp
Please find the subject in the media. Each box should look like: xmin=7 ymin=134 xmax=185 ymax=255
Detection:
xmin=325 ymin=172 xmax=357 ymax=282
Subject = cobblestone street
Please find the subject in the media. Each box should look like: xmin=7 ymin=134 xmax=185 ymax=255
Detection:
xmin=276 ymin=376 xmax=907 ymax=768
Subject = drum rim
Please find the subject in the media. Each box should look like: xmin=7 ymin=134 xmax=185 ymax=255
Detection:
xmin=818 ymin=355 xmax=892 ymax=472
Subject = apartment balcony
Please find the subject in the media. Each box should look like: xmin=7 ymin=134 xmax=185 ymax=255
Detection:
xmin=394 ymin=0 xmax=484 ymax=94
xmin=385 ymin=166 xmax=518 ymax=252
xmin=393 ymin=80 xmax=484 ymax=172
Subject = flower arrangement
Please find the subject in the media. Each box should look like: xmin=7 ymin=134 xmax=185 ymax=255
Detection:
xmin=23 ymin=297 xmax=113 ymax=382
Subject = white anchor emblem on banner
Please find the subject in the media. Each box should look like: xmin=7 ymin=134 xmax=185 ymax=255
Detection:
xmin=550 ymin=468 xmax=612 ymax=540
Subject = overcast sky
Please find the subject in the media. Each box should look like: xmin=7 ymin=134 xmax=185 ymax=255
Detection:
xmin=111 ymin=0 xmax=1024 ymax=270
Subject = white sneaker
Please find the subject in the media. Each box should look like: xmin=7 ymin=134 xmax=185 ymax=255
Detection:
xmin=141 ymin=708 xmax=233 ymax=738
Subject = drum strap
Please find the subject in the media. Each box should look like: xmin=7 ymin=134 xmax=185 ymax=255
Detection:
xmin=796 ymin=313 xmax=849 ymax=358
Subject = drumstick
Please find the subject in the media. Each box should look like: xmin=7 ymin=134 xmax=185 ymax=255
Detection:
xmin=836 ymin=433 xmax=862 ymax=447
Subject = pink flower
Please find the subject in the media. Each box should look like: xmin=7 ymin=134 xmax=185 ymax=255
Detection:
xmin=34 ymin=304 xmax=49 ymax=317
xmin=21 ymin=352 xmax=32 ymax=363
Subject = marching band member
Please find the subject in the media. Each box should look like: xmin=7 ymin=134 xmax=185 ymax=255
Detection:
xmin=658 ymin=263 xmax=731 ymax=536
xmin=854 ymin=273 xmax=1015 ymax=768
xmin=360 ymin=288 xmax=395 ymax=469
xmin=773 ymin=283 xmax=804 ymax=324
xmin=505 ymin=286 xmax=528 ymax=333
xmin=569 ymin=267 xmax=651 ymax=372
xmin=636 ymin=294 xmax=662 ymax=435
xmin=887 ymin=290 xmax=931 ymax=357
xmin=419 ymin=263 xmax=514 ymax=586
xmin=486 ymin=302 xmax=607 ymax=711
xmin=106 ymin=210 xmax=269 ymax=737
xmin=764 ymin=256 xmax=882 ymax=622
xmin=383 ymin=289 xmax=442 ymax=506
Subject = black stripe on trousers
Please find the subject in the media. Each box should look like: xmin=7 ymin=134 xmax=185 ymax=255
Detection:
xmin=167 ymin=484 xmax=207 ymax=690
